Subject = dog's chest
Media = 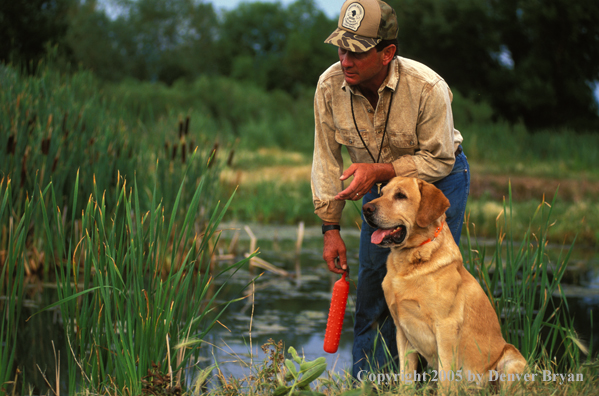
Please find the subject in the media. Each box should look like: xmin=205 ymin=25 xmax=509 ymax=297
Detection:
xmin=384 ymin=273 xmax=453 ymax=363
xmin=396 ymin=296 xmax=437 ymax=358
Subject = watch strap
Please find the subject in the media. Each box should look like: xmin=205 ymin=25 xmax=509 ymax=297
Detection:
xmin=322 ymin=224 xmax=341 ymax=234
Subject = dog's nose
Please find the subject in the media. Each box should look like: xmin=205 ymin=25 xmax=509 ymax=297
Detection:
xmin=362 ymin=202 xmax=376 ymax=215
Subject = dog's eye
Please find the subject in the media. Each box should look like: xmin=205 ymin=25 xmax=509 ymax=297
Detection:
xmin=394 ymin=191 xmax=407 ymax=200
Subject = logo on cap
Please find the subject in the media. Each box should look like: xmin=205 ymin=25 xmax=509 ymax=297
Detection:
xmin=342 ymin=3 xmax=365 ymax=32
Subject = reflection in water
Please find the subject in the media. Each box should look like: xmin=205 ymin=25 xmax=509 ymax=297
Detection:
xmin=206 ymin=234 xmax=361 ymax=378
xmin=14 ymin=289 xmax=69 ymax=394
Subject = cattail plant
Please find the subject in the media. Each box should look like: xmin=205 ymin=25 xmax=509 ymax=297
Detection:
xmin=0 ymin=61 xmax=140 ymax=221
xmin=9 ymin=166 xmax=253 ymax=394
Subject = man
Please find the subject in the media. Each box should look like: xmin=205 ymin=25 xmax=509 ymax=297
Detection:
xmin=311 ymin=0 xmax=470 ymax=378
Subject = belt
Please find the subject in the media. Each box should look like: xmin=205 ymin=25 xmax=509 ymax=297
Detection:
xmin=455 ymin=145 xmax=463 ymax=156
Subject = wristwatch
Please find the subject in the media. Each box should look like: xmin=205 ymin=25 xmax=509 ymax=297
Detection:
xmin=322 ymin=224 xmax=341 ymax=234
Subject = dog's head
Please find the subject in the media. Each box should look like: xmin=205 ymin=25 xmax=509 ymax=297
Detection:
xmin=362 ymin=177 xmax=450 ymax=248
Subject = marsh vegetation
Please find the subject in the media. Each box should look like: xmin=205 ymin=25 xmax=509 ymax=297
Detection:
xmin=2 ymin=0 xmax=599 ymax=394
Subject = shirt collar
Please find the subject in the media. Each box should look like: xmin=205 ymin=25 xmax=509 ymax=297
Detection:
xmin=341 ymin=56 xmax=400 ymax=94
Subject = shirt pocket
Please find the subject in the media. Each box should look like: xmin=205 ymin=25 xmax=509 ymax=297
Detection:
xmin=335 ymin=128 xmax=371 ymax=163
xmin=388 ymin=129 xmax=417 ymax=156
xmin=335 ymin=128 xmax=369 ymax=147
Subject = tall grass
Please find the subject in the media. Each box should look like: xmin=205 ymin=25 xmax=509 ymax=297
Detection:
xmin=0 ymin=62 xmax=137 ymax=214
xmin=464 ymin=186 xmax=587 ymax=371
xmin=0 ymin=164 xmax=252 ymax=394
xmin=0 ymin=178 xmax=31 ymax=394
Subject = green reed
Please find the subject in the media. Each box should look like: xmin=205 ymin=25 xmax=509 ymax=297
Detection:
xmin=23 ymin=161 xmax=248 ymax=394
xmin=0 ymin=61 xmax=137 ymax=216
xmin=0 ymin=178 xmax=29 ymax=393
xmin=464 ymin=185 xmax=586 ymax=371
xmin=0 ymin=158 xmax=250 ymax=394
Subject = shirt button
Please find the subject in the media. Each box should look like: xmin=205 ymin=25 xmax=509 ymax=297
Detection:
xmin=349 ymin=139 xmax=353 ymax=143
xmin=410 ymin=140 xmax=414 ymax=145
xmin=367 ymin=109 xmax=373 ymax=113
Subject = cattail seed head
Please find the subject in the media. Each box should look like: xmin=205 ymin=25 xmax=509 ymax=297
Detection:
xmin=41 ymin=138 xmax=50 ymax=155
xmin=52 ymin=156 xmax=59 ymax=173
xmin=208 ymin=142 xmax=219 ymax=168
xmin=227 ymin=149 xmax=235 ymax=167
xmin=20 ymin=146 xmax=29 ymax=187
xmin=6 ymin=135 xmax=16 ymax=154
xmin=184 ymin=116 xmax=190 ymax=135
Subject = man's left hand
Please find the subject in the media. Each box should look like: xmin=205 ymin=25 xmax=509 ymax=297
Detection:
xmin=335 ymin=163 xmax=395 ymax=201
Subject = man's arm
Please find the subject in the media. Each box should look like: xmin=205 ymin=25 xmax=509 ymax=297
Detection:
xmin=311 ymin=79 xmax=346 ymax=223
xmin=312 ymin=78 xmax=350 ymax=274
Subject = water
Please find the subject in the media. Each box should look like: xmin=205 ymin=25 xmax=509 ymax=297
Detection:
xmin=203 ymin=223 xmax=363 ymax=379
xmin=206 ymin=223 xmax=599 ymax=379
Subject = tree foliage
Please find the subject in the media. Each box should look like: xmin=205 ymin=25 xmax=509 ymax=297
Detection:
xmin=215 ymin=0 xmax=336 ymax=92
xmin=489 ymin=0 xmax=599 ymax=129
xmin=66 ymin=0 xmax=219 ymax=83
xmin=390 ymin=0 xmax=599 ymax=130
xmin=0 ymin=0 xmax=74 ymax=70
xmin=1 ymin=0 xmax=598 ymax=130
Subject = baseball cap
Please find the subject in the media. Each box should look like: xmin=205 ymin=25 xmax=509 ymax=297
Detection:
xmin=325 ymin=0 xmax=398 ymax=53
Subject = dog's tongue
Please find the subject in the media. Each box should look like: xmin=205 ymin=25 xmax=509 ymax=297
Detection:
xmin=371 ymin=228 xmax=393 ymax=245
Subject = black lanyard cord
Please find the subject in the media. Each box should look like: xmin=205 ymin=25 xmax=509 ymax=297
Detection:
xmin=350 ymin=90 xmax=394 ymax=164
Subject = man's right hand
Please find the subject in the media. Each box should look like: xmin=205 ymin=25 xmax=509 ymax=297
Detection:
xmin=323 ymin=229 xmax=348 ymax=274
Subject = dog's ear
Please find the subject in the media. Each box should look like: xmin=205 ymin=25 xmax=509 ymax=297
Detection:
xmin=416 ymin=180 xmax=450 ymax=228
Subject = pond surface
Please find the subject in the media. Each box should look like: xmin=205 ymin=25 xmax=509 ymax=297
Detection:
xmin=207 ymin=223 xmax=599 ymax=379
xmin=201 ymin=223 xmax=363 ymax=379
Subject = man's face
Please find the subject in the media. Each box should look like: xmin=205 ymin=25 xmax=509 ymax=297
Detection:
xmin=338 ymin=46 xmax=387 ymax=87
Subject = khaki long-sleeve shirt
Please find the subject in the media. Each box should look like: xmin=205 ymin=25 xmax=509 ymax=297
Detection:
xmin=311 ymin=56 xmax=463 ymax=223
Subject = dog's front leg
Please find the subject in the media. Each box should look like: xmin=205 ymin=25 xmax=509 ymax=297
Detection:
xmin=434 ymin=319 xmax=461 ymax=395
xmin=396 ymin=326 xmax=418 ymax=384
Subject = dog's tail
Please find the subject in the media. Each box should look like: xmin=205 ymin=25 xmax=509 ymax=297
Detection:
xmin=495 ymin=343 xmax=527 ymax=379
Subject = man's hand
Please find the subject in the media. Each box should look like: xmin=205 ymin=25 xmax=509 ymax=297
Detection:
xmin=323 ymin=229 xmax=347 ymax=274
xmin=335 ymin=163 xmax=395 ymax=201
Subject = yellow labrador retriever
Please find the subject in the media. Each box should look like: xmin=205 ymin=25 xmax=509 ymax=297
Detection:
xmin=362 ymin=176 xmax=526 ymax=389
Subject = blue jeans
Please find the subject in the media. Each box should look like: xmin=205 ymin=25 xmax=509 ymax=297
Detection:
xmin=352 ymin=149 xmax=470 ymax=378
